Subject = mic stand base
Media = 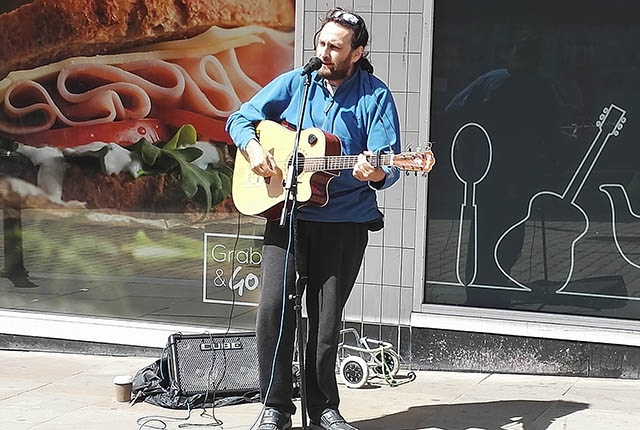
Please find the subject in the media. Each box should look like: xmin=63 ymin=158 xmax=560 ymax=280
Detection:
xmin=291 ymin=268 xmax=308 ymax=430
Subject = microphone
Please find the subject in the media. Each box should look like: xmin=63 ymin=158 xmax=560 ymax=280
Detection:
xmin=300 ymin=57 xmax=322 ymax=76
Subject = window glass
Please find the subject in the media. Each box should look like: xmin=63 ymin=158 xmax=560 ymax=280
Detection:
xmin=426 ymin=0 xmax=640 ymax=318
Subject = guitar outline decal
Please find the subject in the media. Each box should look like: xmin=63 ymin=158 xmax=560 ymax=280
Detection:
xmin=494 ymin=103 xmax=627 ymax=293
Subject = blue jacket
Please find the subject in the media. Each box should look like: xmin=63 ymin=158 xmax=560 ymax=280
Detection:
xmin=226 ymin=66 xmax=402 ymax=223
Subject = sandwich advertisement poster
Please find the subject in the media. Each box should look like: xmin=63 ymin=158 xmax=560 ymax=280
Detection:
xmin=0 ymin=0 xmax=294 ymax=309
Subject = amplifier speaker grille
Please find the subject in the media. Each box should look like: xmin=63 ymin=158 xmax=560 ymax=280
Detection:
xmin=167 ymin=332 xmax=259 ymax=396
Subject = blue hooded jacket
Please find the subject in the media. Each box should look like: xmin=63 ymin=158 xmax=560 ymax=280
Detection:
xmin=226 ymin=66 xmax=401 ymax=223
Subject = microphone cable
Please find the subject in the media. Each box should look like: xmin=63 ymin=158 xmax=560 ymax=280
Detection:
xmin=140 ymin=211 xmax=246 ymax=430
xmin=182 ymin=210 xmax=245 ymax=428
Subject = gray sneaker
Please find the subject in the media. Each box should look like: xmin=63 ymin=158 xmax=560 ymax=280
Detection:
xmin=309 ymin=409 xmax=358 ymax=430
xmin=257 ymin=408 xmax=292 ymax=430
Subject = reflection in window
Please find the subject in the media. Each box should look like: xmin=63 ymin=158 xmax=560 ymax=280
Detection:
xmin=426 ymin=0 xmax=640 ymax=319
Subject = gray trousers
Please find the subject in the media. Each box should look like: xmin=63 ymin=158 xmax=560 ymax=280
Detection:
xmin=257 ymin=219 xmax=368 ymax=420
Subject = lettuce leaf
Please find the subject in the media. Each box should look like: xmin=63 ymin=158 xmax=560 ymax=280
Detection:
xmin=12 ymin=124 xmax=233 ymax=213
xmin=129 ymin=125 xmax=233 ymax=212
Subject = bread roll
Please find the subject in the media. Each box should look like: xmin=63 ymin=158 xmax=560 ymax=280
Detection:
xmin=0 ymin=0 xmax=295 ymax=78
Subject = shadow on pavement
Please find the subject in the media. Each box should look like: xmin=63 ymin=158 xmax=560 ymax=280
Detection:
xmin=306 ymin=399 xmax=589 ymax=430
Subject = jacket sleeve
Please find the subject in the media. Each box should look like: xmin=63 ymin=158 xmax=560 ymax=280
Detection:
xmin=366 ymin=84 xmax=402 ymax=191
xmin=226 ymin=70 xmax=299 ymax=151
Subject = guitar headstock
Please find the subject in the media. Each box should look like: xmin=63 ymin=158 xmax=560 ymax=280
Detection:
xmin=598 ymin=103 xmax=626 ymax=138
xmin=393 ymin=150 xmax=436 ymax=173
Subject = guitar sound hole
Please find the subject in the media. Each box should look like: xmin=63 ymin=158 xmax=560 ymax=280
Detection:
xmin=288 ymin=153 xmax=306 ymax=172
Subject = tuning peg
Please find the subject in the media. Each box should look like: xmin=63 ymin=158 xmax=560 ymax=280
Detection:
xmin=418 ymin=141 xmax=433 ymax=151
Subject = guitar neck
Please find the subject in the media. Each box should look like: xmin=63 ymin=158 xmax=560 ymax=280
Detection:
xmin=301 ymin=154 xmax=393 ymax=172
xmin=562 ymin=128 xmax=608 ymax=202
xmin=562 ymin=104 xmax=626 ymax=203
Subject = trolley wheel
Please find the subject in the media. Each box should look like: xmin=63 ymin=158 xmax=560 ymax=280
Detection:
xmin=372 ymin=350 xmax=400 ymax=378
xmin=339 ymin=356 xmax=369 ymax=389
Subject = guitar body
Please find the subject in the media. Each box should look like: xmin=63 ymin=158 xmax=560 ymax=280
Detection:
xmin=492 ymin=104 xmax=625 ymax=291
xmin=494 ymin=190 xmax=589 ymax=290
xmin=232 ymin=120 xmax=341 ymax=219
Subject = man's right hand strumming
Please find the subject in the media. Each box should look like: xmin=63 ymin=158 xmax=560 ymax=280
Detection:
xmin=245 ymin=138 xmax=280 ymax=177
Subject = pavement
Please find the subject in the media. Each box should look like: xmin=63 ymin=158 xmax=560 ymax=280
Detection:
xmin=1 ymin=349 xmax=640 ymax=430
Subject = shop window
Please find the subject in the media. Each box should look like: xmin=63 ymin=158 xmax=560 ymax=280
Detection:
xmin=426 ymin=0 xmax=640 ymax=319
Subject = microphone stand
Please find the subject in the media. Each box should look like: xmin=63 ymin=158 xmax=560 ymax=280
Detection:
xmin=279 ymin=68 xmax=314 ymax=430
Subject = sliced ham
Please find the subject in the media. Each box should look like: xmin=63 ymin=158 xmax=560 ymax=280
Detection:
xmin=174 ymin=56 xmax=242 ymax=118
xmin=214 ymin=49 xmax=262 ymax=102
xmin=234 ymin=27 xmax=295 ymax=86
xmin=0 ymin=25 xmax=294 ymax=138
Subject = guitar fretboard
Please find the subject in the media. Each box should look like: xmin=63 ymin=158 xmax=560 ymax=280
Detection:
xmin=298 ymin=154 xmax=394 ymax=172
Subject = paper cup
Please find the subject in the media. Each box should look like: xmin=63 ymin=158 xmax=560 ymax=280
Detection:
xmin=113 ymin=375 xmax=133 ymax=403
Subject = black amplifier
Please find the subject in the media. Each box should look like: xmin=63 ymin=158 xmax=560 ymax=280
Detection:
xmin=167 ymin=332 xmax=259 ymax=396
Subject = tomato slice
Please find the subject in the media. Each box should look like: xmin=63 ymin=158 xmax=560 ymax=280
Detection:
xmin=7 ymin=119 xmax=171 ymax=148
xmin=156 ymin=109 xmax=232 ymax=145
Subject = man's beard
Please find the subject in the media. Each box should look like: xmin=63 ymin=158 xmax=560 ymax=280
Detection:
xmin=318 ymin=62 xmax=354 ymax=82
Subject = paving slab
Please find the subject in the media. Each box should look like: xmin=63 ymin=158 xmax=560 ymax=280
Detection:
xmin=1 ymin=350 xmax=640 ymax=430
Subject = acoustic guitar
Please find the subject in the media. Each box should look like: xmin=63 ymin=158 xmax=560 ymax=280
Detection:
xmin=232 ymin=120 xmax=435 ymax=220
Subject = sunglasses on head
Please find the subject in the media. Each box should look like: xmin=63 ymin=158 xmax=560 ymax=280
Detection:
xmin=331 ymin=10 xmax=360 ymax=26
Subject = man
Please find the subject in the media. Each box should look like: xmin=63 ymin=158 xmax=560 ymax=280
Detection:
xmin=226 ymin=7 xmax=401 ymax=430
